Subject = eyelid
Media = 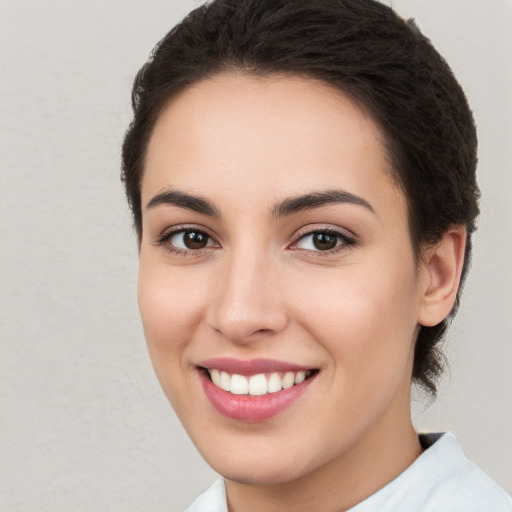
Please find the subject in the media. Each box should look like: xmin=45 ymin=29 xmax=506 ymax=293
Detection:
xmin=288 ymin=225 xmax=357 ymax=253
xmin=154 ymin=224 xmax=221 ymax=253
xmin=153 ymin=223 xmax=356 ymax=256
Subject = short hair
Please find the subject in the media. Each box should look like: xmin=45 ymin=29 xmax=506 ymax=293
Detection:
xmin=121 ymin=0 xmax=479 ymax=395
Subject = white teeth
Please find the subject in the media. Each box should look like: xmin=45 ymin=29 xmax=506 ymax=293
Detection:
xmin=230 ymin=374 xmax=248 ymax=395
xmin=220 ymin=371 xmax=231 ymax=392
xmin=248 ymin=374 xmax=268 ymax=395
xmin=282 ymin=371 xmax=295 ymax=389
xmin=294 ymin=371 xmax=306 ymax=384
xmin=210 ymin=369 xmax=221 ymax=386
xmin=208 ymin=369 xmax=312 ymax=395
xmin=267 ymin=372 xmax=282 ymax=393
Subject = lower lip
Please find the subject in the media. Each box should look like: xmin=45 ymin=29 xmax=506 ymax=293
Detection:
xmin=199 ymin=371 xmax=316 ymax=422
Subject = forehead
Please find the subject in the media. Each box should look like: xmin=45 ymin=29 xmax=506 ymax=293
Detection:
xmin=142 ymin=73 xmax=404 ymax=218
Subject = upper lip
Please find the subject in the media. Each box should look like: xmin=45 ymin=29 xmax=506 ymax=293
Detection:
xmin=197 ymin=357 xmax=313 ymax=376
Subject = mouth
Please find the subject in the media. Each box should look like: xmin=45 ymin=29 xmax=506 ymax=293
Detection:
xmin=196 ymin=358 xmax=319 ymax=421
xmin=200 ymin=367 xmax=318 ymax=396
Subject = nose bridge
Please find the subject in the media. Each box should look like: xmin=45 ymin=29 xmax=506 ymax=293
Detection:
xmin=207 ymin=241 xmax=287 ymax=342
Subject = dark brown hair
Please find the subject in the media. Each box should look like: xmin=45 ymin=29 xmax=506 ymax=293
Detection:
xmin=122 ymin=0 xmax=479 ymax=395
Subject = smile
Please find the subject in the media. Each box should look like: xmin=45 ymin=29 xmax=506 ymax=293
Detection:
xmin=205 ymin=368 xmax=313 ymax=396
xmin=197 ymin=358 xmax=318 ymax=421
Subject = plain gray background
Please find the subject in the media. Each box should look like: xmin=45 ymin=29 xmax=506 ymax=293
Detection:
xmin=0 ymin=1 xmax=510 ymax=510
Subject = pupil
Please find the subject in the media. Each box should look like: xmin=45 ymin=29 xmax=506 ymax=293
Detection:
xmin=313 ymin=232 xmax=337 ymax=251
xmin=184 ymin=231 xmax=207 ymax=249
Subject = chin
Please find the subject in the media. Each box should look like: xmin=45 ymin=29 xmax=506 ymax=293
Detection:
xmin=212 ymin=459 xmax=305 ymax=486
xmin=196 ymin=435 xmax=315 ymax=486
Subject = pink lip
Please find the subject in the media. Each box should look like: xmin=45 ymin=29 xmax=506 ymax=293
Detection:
xmin=197 ymin=359 xmax=317 ymax=422
xmin=197 ymin=357 xmax=310 ymax=376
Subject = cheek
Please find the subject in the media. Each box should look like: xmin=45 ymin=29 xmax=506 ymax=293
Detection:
xmin=288 ymin=260 xmax=420 ymax=375
xmin=137 ymin=259 xmax=205 ymax=367
xmin=137 ymin=260 xmax=212 ymax=420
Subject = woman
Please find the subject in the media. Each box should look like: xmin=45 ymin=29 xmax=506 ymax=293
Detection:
xmin=121 ymin=0 xmax=512 ymax=510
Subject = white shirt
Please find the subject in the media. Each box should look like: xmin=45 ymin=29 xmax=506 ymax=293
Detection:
xmin=185 ymin=433 xmax=512 ymax=512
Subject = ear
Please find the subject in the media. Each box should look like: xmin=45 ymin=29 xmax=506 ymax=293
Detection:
xmin=418 ymin=226 xmax=467 ymax=327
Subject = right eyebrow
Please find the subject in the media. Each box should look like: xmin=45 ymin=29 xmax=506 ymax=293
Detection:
xmin=145 ymin=189 xmax=220 ymax=217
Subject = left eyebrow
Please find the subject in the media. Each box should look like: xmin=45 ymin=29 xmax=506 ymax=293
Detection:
xmin=271 ymin=189 xmax=375 ymax=219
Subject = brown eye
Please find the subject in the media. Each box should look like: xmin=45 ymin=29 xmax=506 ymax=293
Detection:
xmin=312 ymin=232 xmax=338 ymax=251
xmin=293 ymin=229 xmax=355 ymax=253
xmin=167 ymin=229 xmax=216 ymax=251
xmin=182 ymin=230 xmax=209 ymax=249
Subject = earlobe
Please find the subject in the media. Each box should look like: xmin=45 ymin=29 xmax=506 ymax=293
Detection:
xmin=418 ymin=226 xmax=467 ymax=327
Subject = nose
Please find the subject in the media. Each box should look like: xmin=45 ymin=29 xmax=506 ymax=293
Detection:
xmin=206 ymin=248 xmax=288 ymax=343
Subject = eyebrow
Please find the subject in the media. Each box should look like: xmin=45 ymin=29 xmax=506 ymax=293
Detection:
xmin=271 ymin=189 xmax=374 ymax=218
xmin=146 ymin=190 xmax=220 ymax=216
xmin=145 ymin=188 xmax=374 ymax=219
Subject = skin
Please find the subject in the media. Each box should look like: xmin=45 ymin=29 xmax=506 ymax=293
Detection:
xmin=138 ymin=73 xmax=465 ymax=512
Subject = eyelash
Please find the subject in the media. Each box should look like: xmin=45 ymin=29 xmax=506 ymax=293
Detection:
xmin=155 ymin=226 xmax=356 ymax=257
xmin=291 ymin=228 xmax=356 ymax=255
xmin=155 ymin=226 xmax=219 ymax=257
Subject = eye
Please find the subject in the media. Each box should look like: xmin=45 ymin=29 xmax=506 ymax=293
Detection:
xmin=157 ymin=228 xmax=218 ymax=253
xmin=293 ymin=229 xmax=355 ymax=252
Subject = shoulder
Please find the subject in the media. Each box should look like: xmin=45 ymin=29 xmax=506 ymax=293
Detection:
xmin=419 ymin=433 xmax=512 ymax=511
xmin=351 ymin=432 xmax=512 ymax=512
xmin=185 ymin=479 xmax=227 ymax=512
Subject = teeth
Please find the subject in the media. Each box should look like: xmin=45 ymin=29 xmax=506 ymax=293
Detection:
xmin=207 ymin=369 xmax=312 ymax=396
xmin=248 ymin=374 xmax=267 ymax=395
xmin=294 ymin=371 xmax=306 ymax=384
xmin=267 ymin=372 xmax=282 ymax=393
xmin=230 ymin=374 xmax=248 ymax=395
xmin=220 ymin=371 xmax=231 ymax=392
xmin=281 ymin=371 xmax=295 ymax=389
xmin=210 ymin=369 xmax=221 ymax=386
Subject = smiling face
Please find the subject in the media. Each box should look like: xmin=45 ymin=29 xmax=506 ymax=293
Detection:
xmin=138 ymin=73 xmax=427 ymax=497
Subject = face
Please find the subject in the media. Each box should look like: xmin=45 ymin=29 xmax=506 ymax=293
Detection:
xmin=138 ymin=74 xmax=426 ymax=486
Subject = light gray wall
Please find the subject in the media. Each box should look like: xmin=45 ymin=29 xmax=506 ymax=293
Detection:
xmin=0 ymin=1 xmax=510 ymax=510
